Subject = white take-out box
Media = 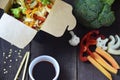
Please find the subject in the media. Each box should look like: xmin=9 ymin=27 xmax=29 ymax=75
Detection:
xmin=0 ymin=0 xmax=76 ymax=48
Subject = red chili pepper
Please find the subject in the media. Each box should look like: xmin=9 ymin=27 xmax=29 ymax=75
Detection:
xmin=80 ymin=40 xmax=96 ymax=62
xmin=38 ymin=2 xmax=43 ymax=7
xmin=26 ymin=0 xmax=31 ymax=4
xmin=33 ymin=14 xmax=45 ymax=22
xmin=47 ymin=4 xmax=52 ymax=9
xmin=79 ymin=30 xmax=104 ymax=62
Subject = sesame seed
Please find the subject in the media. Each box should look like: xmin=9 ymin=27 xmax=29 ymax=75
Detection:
xmin=4 ymin=61 xmax=6 ymax=64
xmin=5 ymin=71 xmax=8 ymax=73
xmin=4 ymin=72 xmax=6 ymax=74
xmin=3 ymin=69 xmax=6 ymax=71
xmin=6 ymin=57 xmax=8 ymax=59
xmin=15 ymin=50 xmax=17 ymax=52
xmin=8 ymin=55 xmax=11 ymax=57
xmin=19 ymin=50 xmax=22 ymax=52
xmin=18 ymin=52 xmax=21 ymax=55
xmin=18 ymin=56 xmax=22 ymax=58
xmin=10 ymin=49 xmax=12 ymax=52
xmin=9 ymin=51 xmax=12 ymax=54
xmin=15 ymin=59 xmax=18 ymax=61
xmin=10 ymin=60 xmax=12 ymax=62
xmin=3 ymin=52 xmax=5 ymax=57
xmin=9 ymin=65 xmax=12 ymax=68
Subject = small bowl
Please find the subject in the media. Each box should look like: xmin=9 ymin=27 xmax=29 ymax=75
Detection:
xmin=29 ymin=55 xmax=60 ymax=80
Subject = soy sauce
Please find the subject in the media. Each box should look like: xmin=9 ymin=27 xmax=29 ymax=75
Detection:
xmin=32 ymin=61 xmax=55 ymax=80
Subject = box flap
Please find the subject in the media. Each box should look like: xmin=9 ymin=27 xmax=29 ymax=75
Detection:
xmin=41 ymin=0 xmax=76 ymax=37
xmin=0 ymin=13 xmax=37 ymax=48
xmin=0 ymin=0 xmax=13 ymax=12
xmin=0 ymin=0 xmax=76 ymax=48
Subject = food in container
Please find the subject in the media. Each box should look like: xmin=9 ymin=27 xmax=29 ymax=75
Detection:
xmin=0 ymin=0 xmax=76 ymax=48
xmin=9 ymin=0 xmax=54 ymax=30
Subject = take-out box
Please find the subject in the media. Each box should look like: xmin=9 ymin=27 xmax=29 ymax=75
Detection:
xmin=0 ymin=0 xmax=76 ymax=48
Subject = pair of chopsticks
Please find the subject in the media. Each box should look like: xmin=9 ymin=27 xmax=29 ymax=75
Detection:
xmin=14 ymin=51 xmax=30 ymax=80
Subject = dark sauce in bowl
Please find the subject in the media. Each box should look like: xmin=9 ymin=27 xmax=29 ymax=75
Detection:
xmin=32 ymin=61 xmax=56 ymax=80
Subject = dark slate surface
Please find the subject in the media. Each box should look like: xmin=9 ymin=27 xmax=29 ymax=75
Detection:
xmin=0 ymin=39 xmax=30 ymax=80
xmin=0 ymin=0 xmax=120 ymax=80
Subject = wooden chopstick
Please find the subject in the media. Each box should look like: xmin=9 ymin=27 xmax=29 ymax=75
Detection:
xmin=22 ymin=52 xmax=30 ymax=80
xmin=14 ymin=51 xmax=30 ymax=80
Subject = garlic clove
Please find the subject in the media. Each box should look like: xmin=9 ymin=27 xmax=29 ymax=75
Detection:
xmin=69 ymin=31 xmax=80 ymax=46
xmin=96 ymin=37 xmax=108 ymax=50
xmin=110 ymin=35 xmax=120 ymax=49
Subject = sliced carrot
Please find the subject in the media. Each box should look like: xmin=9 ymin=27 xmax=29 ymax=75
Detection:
xmin=29 ymin=21 xmax=35 ymax=27
xmin=87 ymin=56 xmax=112 ymax=80
xmin=25 ymin=9 xmax=32 ymax=18
xmin=93 ymin=52 xmax=117 ymax=74
xmin=31 ymin=8 xmax=38 ymax=15
xmin=95 ymin=47 xmax=120 ymax=69
xmin=25 ymin=9 xmax=32 ymax=14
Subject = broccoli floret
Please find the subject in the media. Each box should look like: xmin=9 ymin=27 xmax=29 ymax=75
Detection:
xmin=100 ymin=0 xmax=114 ymax=5
xmin=11 ymin=7 xmax=21 ymax=18
xmin=75 ymin=0 xmax=103 ymax=22
xmin=41 ymin=0 xmax=50 ymax=5
xmin=74 ymin=0 xmax=115 ymax=29
xmin=98 ymin=4 xmax=115 ymax=26
xmin=10 ymin=1 xmax=27 ymax=18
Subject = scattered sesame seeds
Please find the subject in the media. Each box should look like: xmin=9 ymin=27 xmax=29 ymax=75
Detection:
xmin=4 ymin=71 xmax=8 ymax=74
xmin=3 ymin=68 xmax=8 ymax=74
xmin=2 ymin=48 xmax=30 ymax=75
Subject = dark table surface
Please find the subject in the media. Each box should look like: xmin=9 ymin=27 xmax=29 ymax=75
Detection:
xmin=0 ymin=0 xmax=120 ymax=80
